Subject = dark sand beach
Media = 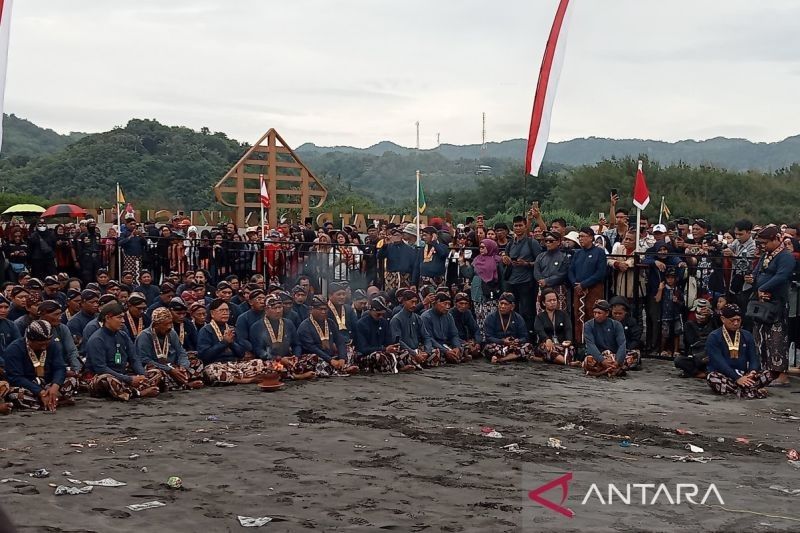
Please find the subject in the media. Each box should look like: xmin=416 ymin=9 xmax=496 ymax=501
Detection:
xmin=2 ymin=360 xmax=799 ymax=532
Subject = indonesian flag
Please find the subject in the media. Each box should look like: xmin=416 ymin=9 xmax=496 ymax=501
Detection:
xmin=525 ymin=0 xmax=575 ymax=177
xmin=259 ymin=173 xmax=270 ymax=209
xmin=633 ymin=160 xmax=650 ymax=210
xmin=0 ymin=0 xmax=14 ymax=151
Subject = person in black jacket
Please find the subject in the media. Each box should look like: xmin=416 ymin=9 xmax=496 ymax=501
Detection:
xmin=609 ymin=295 xmax=642 ymax=370
xmin=28 ymin=219 xmax=57 ymax=279
xmin=533 ymin=288 xmax=575 ymax=365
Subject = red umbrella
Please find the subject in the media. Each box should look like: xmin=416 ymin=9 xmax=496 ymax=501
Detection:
xmin=42 ymin=204 xmax=88 ymax=219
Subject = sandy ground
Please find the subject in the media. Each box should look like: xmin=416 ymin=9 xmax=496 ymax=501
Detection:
xmin=2 ymin=360 xmax=800 ymax=533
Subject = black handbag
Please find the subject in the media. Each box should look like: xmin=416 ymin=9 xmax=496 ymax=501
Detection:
xmin=746 ymin=299 xmax=780 ymax=324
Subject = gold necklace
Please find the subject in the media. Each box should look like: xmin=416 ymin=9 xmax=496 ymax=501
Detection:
xmin=499 ymin=312 xmax=512 ymax=332
xmin=327 ymin=301 xmax=347 ymax=330
xmin=127 ymin=312 xmax=143 ymax=337
xmin=152 ymin=331 xmax=170 ymax=361
xmin=27 ymin=342 xmax=47 ymax=378
xmin=265 ymin=317 xmax=285 ymax=344
xmin=722 ymin=327 xmax=741 ymax=359
xmin=176 ymin=321 xmax=185 ymax=344
xmin=210 ymin=320 xmax=224 ymax=341
xmin=423 ymin=245 xmax=435 ymax=263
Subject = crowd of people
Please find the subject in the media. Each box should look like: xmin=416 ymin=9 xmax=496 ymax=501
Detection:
xmin=0 ymin=196 xmax=797 ymax=413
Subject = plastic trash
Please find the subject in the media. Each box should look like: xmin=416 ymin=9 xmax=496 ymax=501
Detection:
xmin=141 ymin=467 xmax=149 ymax=473
xmin=788 ymin=460 xmax=800 ymax=469
xmin=84 ymin=478 xmax=126 ymax=487
xmin=675 ymin=429 xmax=695 ymax=435
xmin=215 ymin=441 xmax=237 ymax=448
xmin=1 ymin=479 xmax=25 ymax=484
xmin=620 ymin=440 xmax=631 ymax=447
xmin=207 ymin=415 xmax=220 ymax=422
xmin=483 ymin=430 xmax=503 ymax=439
xmin=67 ymin=479 xmax=83 ymax=484
xmin=237 ymin=516 xmax=273 ymax=527
xmin=167 ymin=476 xmax=182 ymax=489
xmin=129 ymin=454 xmax=140 ymax=460
xmin=769 ymin=485 xmax=800 ymax=495
xmin=502 ymin=443 xmax=522 ymax=453
xmin=54 ymin=485 xmax=93 ymax=496
xmin=735 ymin=437 xmax=750 ymax=444
xmin=788 ymin=449 xmax=800 ymax=461
xmin=547 ymin=437 xmax=565 ymax=449
xmin=685 ymin=444 xmax=704 ymax=453
xmin=716 ymin=438 xmax=725 ymax=443
xmin=28 ymin=469 xmax=50 ymax=478
xmin=559 ymin=423 xmax=576 ymax=431
xmin=126 ymin=501 xmax=166 ymax=512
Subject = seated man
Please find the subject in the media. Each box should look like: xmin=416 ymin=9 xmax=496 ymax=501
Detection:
xmin=135 ymin=308 xmax=204 ymax=390
xmin=290 ymin=286 xmax=310 ymax=326
xmin=123 ymin=292 xmax=150 ymax=340
xmin=450 ymin=293 xmax=483 ymax=360
xmin=675 ymin=298 xmax=717 ymax=378
xmin=2 ymin=320 xmax=78 ymax=411
xmin=249 ymin=294 xmax=301 ymax=366
xmin=0 ymin=295 xmax=21 ymax=354
xmin=533 ymin=288 xmax=575 ymax=365
xmin=67 ymin=289 xmax=100 ymax=351
xmin=609 ymin=295 xmax=642 ymax=370
xmin=390 ymin=289 xmax=439 ymax=368
xmin=422 ymin=293 xmax=468 ymax=364
xmin=297 ymin=296 xmax=357 ymax=376
xmin=169 ymin=298 xmax=198 ymax=352
xmin=197 ymin=299 xmax=268 ymax=385
xmin=352 ymin=289 xmax=369 ymax=319
xmin=84 ymin=302 xmax=162 ymax=400
xmin=483 ymin=292 xmax=531 ymax=364
xmin=582 ymin=300 xmax=637 ymax=377
xmin=327 ymin=282 xmax=359 ymax=362
xmin=356 ymin=296 xmax=409 ymax=372
xmin=38 ymin=300 xmax=81 ymax=373
xmin=235 ymin=289 xmax=267 ymax=357
xmin=706 ymin=304 xmax=776 ymax=399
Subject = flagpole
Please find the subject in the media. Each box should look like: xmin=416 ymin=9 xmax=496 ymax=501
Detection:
xmin=658 ymin=196 xmax=665 ymax=225
xmin=415 ymin=170 xmax=421 ymax=245
xmin=260 ymin=175 xmax=266 ymax=280
xmin=116 ymin=182 xmax=123 ymax=281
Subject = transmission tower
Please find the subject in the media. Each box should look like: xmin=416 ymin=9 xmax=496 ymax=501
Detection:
xmin=436 ymin=132 xmax=440 ymax=148
xmin=415 ymin=121 xmax=420 ymax=150
xmin=481 ymin=112 xmax=487 ymax=155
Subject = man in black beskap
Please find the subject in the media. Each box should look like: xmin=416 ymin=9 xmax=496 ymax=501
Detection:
xmin=501 ymin=215 xmax=542 ymax=338
xmin=362 ymin=225 xmax=380 ymax=287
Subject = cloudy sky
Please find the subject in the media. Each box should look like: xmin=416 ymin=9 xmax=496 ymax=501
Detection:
xmin=5 ymin=0 xmax=800 ymax=148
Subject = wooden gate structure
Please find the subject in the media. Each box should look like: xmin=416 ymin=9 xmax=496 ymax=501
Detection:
xmin=214 ymin=129 xmax=327 ymax=228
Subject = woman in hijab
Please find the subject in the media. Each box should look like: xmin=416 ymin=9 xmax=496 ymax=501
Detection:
xmin=459 ymin=238 xmax=502 ymax=333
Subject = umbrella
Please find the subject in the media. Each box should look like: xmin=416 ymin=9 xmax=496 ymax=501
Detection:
xmin=2 ymin=204 xmax=45 ymax=216
xmin=42 ymin=203 xmax=88 ymax=219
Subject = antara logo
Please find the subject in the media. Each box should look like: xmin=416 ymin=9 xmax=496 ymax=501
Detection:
xmin=529 ymin=473 xmax=725 ymax=518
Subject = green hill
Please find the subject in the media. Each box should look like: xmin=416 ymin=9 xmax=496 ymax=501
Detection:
xmin=1 ymin=113 xmax=86 ymax=162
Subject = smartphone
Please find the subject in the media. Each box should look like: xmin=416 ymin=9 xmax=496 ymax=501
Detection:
xmin=599 ymin=212 xmax=605 ymax=220
xmin=532 ymin=201 xmax=539 ymax=209
xmin=610 ymin=188 xmax=618 ymax=197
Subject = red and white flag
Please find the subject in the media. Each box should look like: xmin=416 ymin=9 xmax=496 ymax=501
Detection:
xmin=0 ymin=0 xmax=14 ymax=151
xmin=259 ymin=174 xmax=270 ymax=209
xmin=633 ymin=160 xmax=650 ymax=210
xmin=525 ymin=0 xmax=575 ymax=177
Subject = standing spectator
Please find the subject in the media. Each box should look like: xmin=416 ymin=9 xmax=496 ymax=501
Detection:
xmin=53 ymin=224 xmax=75 ymax=276
xmin=750 ymin=225 xmax=794 ymax=386
xmin=4 ymin=227 xmax=29 ymax=281
xmin=74 ymin=219 xmax=102 ymax=286
xmin=725 ymin=219 xmax=756 ymax=314
xmin=101 ymin=226 xmax=119 ymax=279
xmin=608 ymin=230 xmax=639 ymax=301
xmin=501 ymin=215 xmax=542 ymax=338
xmin=27 ymin=218 xmax=56 ymax=279
xmin=568 ymin=227 xmax=607 ymax=344
xmin=655 ymin=268 xmax=683 ymax=357
xmin=119 ymin=218 xmax=147 ymax=279
xmin=534 ymin=230 xmax=570 ymax=313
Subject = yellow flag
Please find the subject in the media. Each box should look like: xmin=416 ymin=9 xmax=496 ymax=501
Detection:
xmin=116 ymin=185 xmax=126 ymax=204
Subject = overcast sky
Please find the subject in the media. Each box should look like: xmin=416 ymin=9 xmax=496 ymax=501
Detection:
xmin=5 ymin=0 xmax=800 ymax=149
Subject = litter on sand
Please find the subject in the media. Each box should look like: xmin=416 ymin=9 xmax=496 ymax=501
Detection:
xmin=547 ymin=438 xmax=566 ymax=449
xmin=54 ymin=485 xmax=93 ymax=496
xmin=685 ymin=444 xmax=704 ymax=453
xmin=215 ymin=441 xmax=237 ymax=448
xmin=1 ymin=479 xmax=25 ymax=484
xmin=502 ymin=443 xmax=523 ymax=453
xmin=126 ymin=501 xmax=166 ymax=512
xmin=67 ymin=479 xmax=83 ymax=484
xmin=769 ymin=485 xmax=800 ymax=495
xmin=28 ymin=469 xmax=50 ymax=478
xmin=675 ymin=429 xmax=695 ymax=435
xmin=788 ymin=460 xmax=800 ymax=469
xmin=83 ymin=478 xmax=126 ymax=487
xmin=237 ymin=516 xmax=273 ymax=527
xmin=483 ymin=430 xmax=503 ymax=439
xmin=735 ymin=437 xmax=750 ymax=444
xmin=787 ymin=449 xmax=800 ymax=461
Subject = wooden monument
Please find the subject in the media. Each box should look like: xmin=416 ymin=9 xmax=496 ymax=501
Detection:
xmin=214 ymin=129 xmax=327 ymax=228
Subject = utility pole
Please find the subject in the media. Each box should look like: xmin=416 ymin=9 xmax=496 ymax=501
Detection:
xmin=415 ymin=121 xmax=420 ymax=150
xmin=481 ymin=112 xmax=487 ymax=156
xmin=436 ymin=132 xmax=440 ymax=148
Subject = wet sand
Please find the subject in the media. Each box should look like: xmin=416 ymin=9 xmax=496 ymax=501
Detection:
xmin=2 ymin=360 xmax=800 ymax=532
